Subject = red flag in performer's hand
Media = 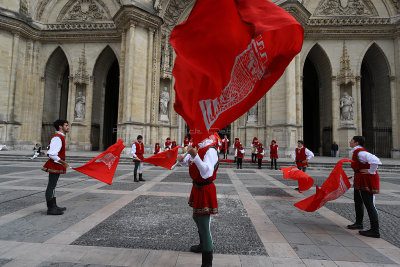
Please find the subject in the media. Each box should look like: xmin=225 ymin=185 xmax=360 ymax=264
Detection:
xmin=294 ymin=159 xmax=353 ymax=212
xmin=170 ymin=0 xmax=304 ymax=143
xmin=280 ymin=166 xmax=314 ymax=192
xmin=72 ymin=139 xmax=125 ymax=185
xmin=142 ymin=146 xmax=181 ymax=170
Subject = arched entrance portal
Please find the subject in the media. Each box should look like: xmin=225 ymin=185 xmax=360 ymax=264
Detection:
xmin=302 ymin=44 xmax=332 ymax=156
xmin=91 ymin=47 xmax=120 ymax=150
xmin=41 ymin=47 xmax=70 ymax=145
xmin=361 ymin=43 xmax=392 ymax=157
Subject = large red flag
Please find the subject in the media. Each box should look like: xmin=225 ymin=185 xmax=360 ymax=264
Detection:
xmin=280 ymin=166 xmax=314 ymax=192
xmin=170 ymin=0 xmax=303 ymax=143
xmin=72 ymin=139 xmax=125 ymax=185
xmin=294 ymin=159 xmax=353 ymax=212
xmin=142 ymin=146 xmax=181 ymax=170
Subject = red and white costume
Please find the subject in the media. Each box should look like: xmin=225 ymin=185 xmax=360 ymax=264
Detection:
xmin=270 ymin=143 xmax=279 ymax=159
xmin=131 ymin=142 xmax=144 ymax=161
xmin=164 ymin=138 xmax=172 ymax=150
xmin=351 ymin=146 xmax=381 ymax=194
xmin=181 ymin=138 xmax=219 ymax=215
xmin=154 ymin=143 xmax=161 ymax=154
xmin=294 ymin=146 xmax=314 ymax=169
xmin=256 ymin=145 xmax=264 ymax=159
xmin=222 ymin=137 xmax=229 ymax=154
xmin=42 ymin=132 xmax=66 ymax=174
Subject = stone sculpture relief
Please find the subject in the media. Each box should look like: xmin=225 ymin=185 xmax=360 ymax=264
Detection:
xmin=159 ymin=86 xmax=170 ymax=121
xmin=247 ymin=103 xmax=258 ymax=122
xmin=340 ymin=92 xmax=354 ymax=122
xmin=314 ymin=0 xmax=377 ymax=16
xmin=74 ymin=90 xmax=86 ymax=120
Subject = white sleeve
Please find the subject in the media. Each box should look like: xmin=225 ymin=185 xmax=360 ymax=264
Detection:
xmin=131 ymin=144 xmax=137 ymax=158
xmin=305 ymin=148 xmax=314 ymax=160
xmin=293 ymin=152 xmax=296 ymax=161
xmin=240 ymin=149 xmax=245 ymax=154
xmin=261 ymin=151 xmax=264 ymax=156
xmin=358 ymin=151 xmax=382 ymax=174
xmin=47 ymin=136 xmax=62 ymax=162
xmin=179 ymin=154 xmax=192 ymax=167
xmin=192 ymin=148 xmax=218 ymax=179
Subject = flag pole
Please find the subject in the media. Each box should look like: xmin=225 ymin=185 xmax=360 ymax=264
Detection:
xmin=170 ymin=152 xmax=187 ymax=170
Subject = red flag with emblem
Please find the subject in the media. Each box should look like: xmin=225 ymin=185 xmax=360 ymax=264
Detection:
xmin=294 ymin=159 xmax=353 ymax=212
xmin=72 ymin=139 xmax=125 ymax=185
xmin=170 ymin=0 xmax=303 ymax=143
xmin=280 ymin=166 xmax=314 ymax=192
xmin=142 ymin=146 xmax=181 ymax=170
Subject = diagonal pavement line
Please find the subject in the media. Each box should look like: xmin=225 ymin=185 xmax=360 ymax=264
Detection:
xmin=44 ymin=167 xmax=174 ymax=245
xmin=258 ymin=170 xmax=400 ymax=265
xmin=0 ymin=182 xmax=105 ymax=227
xmin=227 ymin=169 xmax=299 ymax=259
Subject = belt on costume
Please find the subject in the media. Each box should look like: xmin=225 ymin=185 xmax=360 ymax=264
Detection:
xmin=296 ymin=160 xmax=303 ymax=163
xmin=193 ymin=181 xmax=213 ymax=190
xmin=354 ymin=170 xmax=360 ymax=173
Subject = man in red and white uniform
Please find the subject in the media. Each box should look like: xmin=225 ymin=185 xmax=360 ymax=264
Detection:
xmin=222 ymin=135 xmax=229 ymax=159
xmin=251 ymin=137 xmax=259 ymax=163
xmin=232 ymin=137 xmax=239 ymax=163
xmin=256 ymin=143 xmax=264 ymax=169
xmin=347 ymin=136 xmax=382 ymax=238
xmin=131 ymin=135 xmax=145 ymax=182
xmin=293 ymin=140 xmax=314 ymax=172
xmin=235 ymin=142 xmax=245 ymax=169
xmin=269 ymin=140 xmax=279 ymax=170
xmin=182 ymin=135 xmax=190 ymax=153
xmin=42 ymin=119 xmax=69 ymax=215
xmin=164 ymin=137 xmax=172 ymax=151
xmin=177 ymin=133 xmax=219 ymax=267
xmin=171 ymin=140 xmax=177 ymax=149
xmin=154 ymin=143 xmax=161 ymax=154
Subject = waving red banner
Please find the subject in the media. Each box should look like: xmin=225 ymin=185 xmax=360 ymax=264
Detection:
xmin=170 ymin=0 xmax=303 ymax=143
xmin=142 ymin=146 xmax=181 ymax=170
xmin=294 ymin=159 xmax=353 ymax=212
xmin=281 ymin=166 xmax=314 ymax=192
xmin=72 ymin=139 xmax=125 ymax=185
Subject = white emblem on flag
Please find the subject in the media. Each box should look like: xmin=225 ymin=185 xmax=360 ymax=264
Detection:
xmin=199 ymin=35 xmax=269 ymax=130
xmin=95 ymin=153 xmax=117 ymax=170
xmin=319 ymin=173 xmax=350 ymax=208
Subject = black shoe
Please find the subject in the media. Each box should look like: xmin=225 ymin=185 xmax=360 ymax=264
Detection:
xmin=359 ymin=229 xmax=380 ymax=238
xmin=139 ymin=174 xmax=145 ymax=181
xmin=258 ymin=167 xmax=261 ymax=169
xmin=190 ymin=244 xmax=202 ymax=253
xmin=46 ymin=199 xmax=63 ymax=215
xmin=201 ymin=251 xmax=213 ymax=267
xmin=134 ymin=174 xmax=138 ymax=182
xmin=347 ymin=223 xmax=363 ymax=230
xmin=294 ymin=187 xmax=299 ymax=191
xmin=53 ymin=197 xmax=66 ymax=212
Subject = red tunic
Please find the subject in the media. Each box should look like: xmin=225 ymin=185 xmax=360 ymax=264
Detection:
xmin=256 ymin=148 xmax=264 ymax=159
xmin=237 ymin=149 xmax=244 ymax=158
xmin=42 ymin=133 xmax=66 ymax=174
xmin=270 ymin=145 xmax=278 ymax=159
xmin=252 ymin=141 xmax=259 ymax=154
xmin=134 ymin=142 xmax=144 ymax=160
xmin=295 ymin=147 xmax=308 ymax=168
xmin=188 ymin=145 xmax=219 ymax=215
xmin=154 ymin=145 xmax=160 ymax=154
xmin=351 ymin=148 xmax=380 ymax=194
xmin=223 ymin=138 xmax=228 ymax=153
xmin=165 ymin=141 xmax=171 ymax=149
xmin=184 ymin=140 xmax=190 ymax=146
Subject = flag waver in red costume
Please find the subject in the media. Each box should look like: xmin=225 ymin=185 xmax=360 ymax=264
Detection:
xmin=131 ymin=135 xmax=145 ymax=182
xmin=42 ymin=119 xmax=70 ymax=215
xmin=270 ymin=140 xmax=278 ymax=170
xmin=170 ymin=0 xmax=304 ymax=144
xmin=222 ymin=135 xmax=229 ymax=159
xmin=177 ymin=134 xmax=219 ymax=266
xmin=294 ymin=140 xmax=314 ymax=173
xmin=256 ymin=143 xmax=264 ymax=169
xmin=347 ymin=136 xmax=381 ymax=238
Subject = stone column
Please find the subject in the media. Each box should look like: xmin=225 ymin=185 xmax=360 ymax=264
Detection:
xmin=125 ymin=23 xmax=136 ymax=122
xmin=331 ymin=76 xmax=339 ymax=147
xmin=150 ymin=29 xmax=161 ymax=144
xmin=392 ymin=36 xmax=400 ymax=158
xmin=355 ymin=76 xmax=362 ymax=135
xmin=145 ymin=28 xmax=155 ymax=145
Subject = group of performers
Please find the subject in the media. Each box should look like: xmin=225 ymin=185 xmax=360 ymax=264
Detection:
xmin=153 ymin=136 xmax=192 ymax=154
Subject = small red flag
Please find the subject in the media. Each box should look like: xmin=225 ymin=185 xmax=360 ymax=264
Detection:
xmin=280 ymin=166 xmax=314 ymax=192
xmin=72 ymin=139 xmax=125 ymax=185
xmin=142 ymin=146 xmax=181 ymax=170
xmin=294 ymin=159 xmax=353 ymax=212
xmin=170 ymin=0 xmax=303 ymax=143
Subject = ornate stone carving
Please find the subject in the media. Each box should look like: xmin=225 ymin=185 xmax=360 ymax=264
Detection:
xmin=308 ymin=17 xmax=390 ymax=25
xmin=74 ymin=88 xmax=86 ymax=121
xmin=159 ymin=86 xmax=170 ymax=121
xmin=154 ymin=0 xmax=162 ymax=13
xmin=163 ymin=0 xmax=195 ymax=32
xmin=20 ymin=0 xmax=29 ymax=17
xmin=340 ymin=92 xmax=354 ymax=122
xmin=337 ymin=41 xmax=355 ymax=85
xmin=314 ymin=0 xmax=378 ymax=16
xmin=74 ymin=46 xmax=90 ymax=85
xmin=46 ymin=23 xmax=116 ymax=30
xmin=247 ymin=103 xmax=258 ymax=123
xmin=57 ymin=0 xmax=112 ymax=22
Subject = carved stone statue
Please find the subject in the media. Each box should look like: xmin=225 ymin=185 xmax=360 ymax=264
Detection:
xmin=159 ymin=87 xmax=170 ymax=121
xmin=340 ymin=92 xmax=354 ymax=121
xmin=154 ymin=0 xmax=162 ymax=12
xmin=247 ymin=103 xmax=258 ymax=122
xmin=74 ymin=90 xmax=86 ymax=120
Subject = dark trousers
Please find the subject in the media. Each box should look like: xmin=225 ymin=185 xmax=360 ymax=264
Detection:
xmin=258 ymin=158 xmax=262 ymax=169
xmin=270 ymin=158 xmax=277 ymax=170
xmin=46 ymin=172 xmax=60 ymax=201
xmin=237 ymin=158 xmax=242 ymax=169
xmin=134 ymin=161 xmax=142 ymax=175
xmin=251 ymin=153 xmax=256 ymax=163
xmin=354 ymin=189 xmax=379 ymax=225
xmin=193 ymin=214 xmax=212 ymax=252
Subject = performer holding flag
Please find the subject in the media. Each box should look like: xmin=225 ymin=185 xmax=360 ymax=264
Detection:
xmin=348 ymin=136 xmax=382 ymax=238
xmin=42 ymin=119 xmax=69 ymax=215
xmin=177 ymin=133 xmax=219 ymax=267
xmin=154 ymin=143 xmax=161 ymax=154
xmin=294 ymin=140 xmax=314 ymax=172
xmin=131 ymin=135 xmax=145 ymax=182
xmin=164 ymin=137 xmax=172 ymax=151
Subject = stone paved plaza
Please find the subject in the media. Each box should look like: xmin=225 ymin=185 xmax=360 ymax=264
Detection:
xmin=0 ymin=156 xmax=400 ymax=266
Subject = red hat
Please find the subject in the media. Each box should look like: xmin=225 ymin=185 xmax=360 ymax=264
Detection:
xmin=155 ymin=143 xmax=160 ymax=145
xmin=271 ymin=140 xmax=276 ymax=143
xmin=253 ymin=137 xmax=258 ymax=140
xmin=258 ymin=143 xmax=263 ymax=147
xmin=172 ymin=141 xmax=176 ymax=144
xmin=166 ymin=137 xmax=171 ymax=140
